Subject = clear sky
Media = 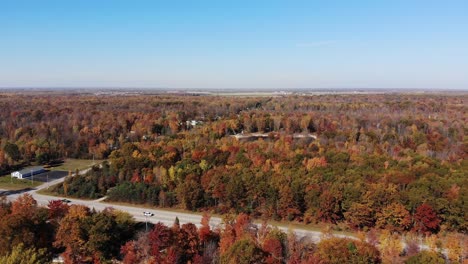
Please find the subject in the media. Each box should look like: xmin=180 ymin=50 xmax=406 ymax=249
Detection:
xmin=0 ymin=0 xmax=467 ymax=89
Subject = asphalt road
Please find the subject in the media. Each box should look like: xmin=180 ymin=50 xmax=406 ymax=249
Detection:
xmin=4 ymin=168 xmax=439 ymax=253
xmin=5 ymin=168 xmax=221 ymax=229
xmin=4 ymin=168 xmax=329 ymax=242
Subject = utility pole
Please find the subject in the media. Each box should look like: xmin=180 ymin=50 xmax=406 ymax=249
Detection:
xmin=143 ymin=212 xmax=153 ymax=232
xmin=145 ymin=214 xmax=148 ymax=231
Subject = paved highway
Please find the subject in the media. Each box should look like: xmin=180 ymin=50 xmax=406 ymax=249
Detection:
xmin=4 ymin=168 xmax=333 ymax=243
xmin=5 ymin=169 xmax=439 ymax=253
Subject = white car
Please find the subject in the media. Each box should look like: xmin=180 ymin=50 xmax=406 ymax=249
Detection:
xmin=143 ymin=211 xmax=154 ymax=217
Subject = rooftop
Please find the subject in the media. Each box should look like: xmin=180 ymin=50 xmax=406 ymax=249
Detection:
xmin=17 ymin=166 xmax=45 ymax=174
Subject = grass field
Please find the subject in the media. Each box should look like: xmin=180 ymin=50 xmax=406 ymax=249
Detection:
xmin=0 ymin=159 xmax=103 ymax=190
xmin=49 ymin=158 xmax=104 ymax=172
xmin=35 ymin=184 xmax=61 ymax=196
xmin=0 ymin=175 xmax=42 ymax=190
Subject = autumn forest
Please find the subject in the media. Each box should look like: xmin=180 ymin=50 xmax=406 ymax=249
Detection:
xmin=0 ymin=91 xmax=466 ymax=263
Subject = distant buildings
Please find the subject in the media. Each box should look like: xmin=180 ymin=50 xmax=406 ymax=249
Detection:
xmin=232 ymin=132 xmax=317 ymax=141
xmin=186 ymin=120 xmax=203 ymax=128
xmin=11 ymin=166 xmax=45 ymax=179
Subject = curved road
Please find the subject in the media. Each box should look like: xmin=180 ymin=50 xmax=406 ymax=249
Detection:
xmin=4 ymin=169 xmax=441 ymax=255
xmin=4 ymin=169 xmax=339 ymax=243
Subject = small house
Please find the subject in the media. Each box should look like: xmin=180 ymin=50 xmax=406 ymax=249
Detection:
xmin=11 ymin=166 xmax=45 ymax=179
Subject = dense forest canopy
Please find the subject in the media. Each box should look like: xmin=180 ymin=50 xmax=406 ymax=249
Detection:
xmin=1 ymin=93 xmax=465 ymax=163
xmin=1 ymin=92 xmax=466 ymax=234
xmin=0 ymin=92 xmax=467 ymax=263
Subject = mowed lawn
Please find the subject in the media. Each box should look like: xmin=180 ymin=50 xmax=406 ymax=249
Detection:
xmin=49 ymin=158 xmax=104 ymax=172
xmin=0 ymin=159 xmax=104 ymax=190
xmin=0 ymin=175 xmax=42 ymax=190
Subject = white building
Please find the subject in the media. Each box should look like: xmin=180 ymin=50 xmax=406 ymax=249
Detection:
xmin=11 ymin=166 xmax=45 ymax=179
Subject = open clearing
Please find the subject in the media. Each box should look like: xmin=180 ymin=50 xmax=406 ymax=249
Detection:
xmin=0 ymin=159 xmax=102 ymax=190
xmin=0 ymin=175 xmax=42 ymax=190
xmin=49 ymin=158 xmax=104 ymax=172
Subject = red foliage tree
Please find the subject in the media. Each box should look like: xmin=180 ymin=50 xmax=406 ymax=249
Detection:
xmin=175 ymin=223 xmax=200 ymax=263
xmin=47 ymin=200 xmax=70 ymax=221
xmin=11 ymin=193 xmax=37 ymax=218
xmin=120 ymin=241 xmax=138 ymax=264
xmin=263 ymin=237 xmax=283 ymax=264
xmin=234 ymin=213 xmax=252 ymax=238
xmin=148 ymin=222 xmax=173 ymax=262
xmin=130 ymin=170 xmax=141 ymax=183
xmin=199 ymin=212 xmax=219 ymax=245
xmin=413 ymin=203 xmax=441 ymax=234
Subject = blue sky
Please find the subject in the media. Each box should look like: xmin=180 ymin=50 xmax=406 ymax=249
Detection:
xmin=0 ymin=0 xmax=467 ymax=89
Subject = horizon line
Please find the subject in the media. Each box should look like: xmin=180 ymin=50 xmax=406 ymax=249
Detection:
xmin=0 ymin=87 xmax=467 ymax=91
